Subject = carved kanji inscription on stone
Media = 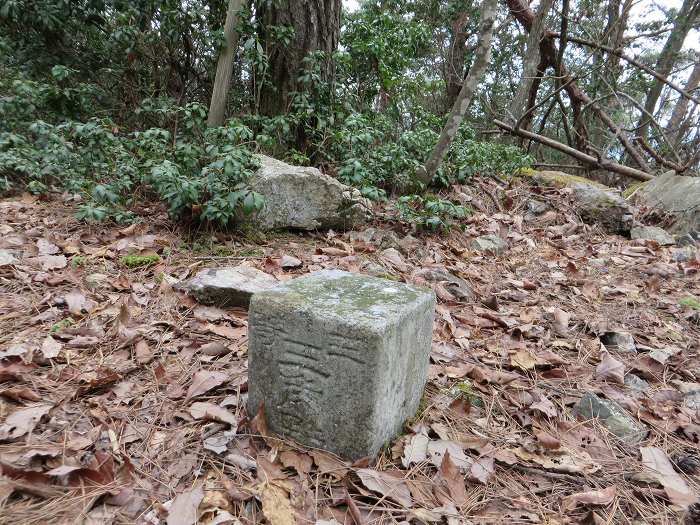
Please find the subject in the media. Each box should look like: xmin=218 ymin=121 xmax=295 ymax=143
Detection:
xmin=248 ymin=270 xmax=435 ymax=459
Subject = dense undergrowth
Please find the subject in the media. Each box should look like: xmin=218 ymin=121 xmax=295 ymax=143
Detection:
xmin=0 ymin=0 xmax=533 ymax=230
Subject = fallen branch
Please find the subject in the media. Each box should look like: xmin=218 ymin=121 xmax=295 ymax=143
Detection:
xmin=493 ymin=119 xmax=654 ymax=182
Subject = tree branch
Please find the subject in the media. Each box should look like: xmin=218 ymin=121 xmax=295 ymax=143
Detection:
xmin=493 ymin=119 xmax=654 ymax=181
xmin=554 ymin=33 xmax=700 ymax=106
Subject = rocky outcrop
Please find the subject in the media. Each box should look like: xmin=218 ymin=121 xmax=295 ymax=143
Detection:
xmin=521 ymin=170 xmax=634 ymax=235
xmin=246 ymin=155 xmax=369 ymax=231
xmin=634 ymin=171 xmax=700 ymax=236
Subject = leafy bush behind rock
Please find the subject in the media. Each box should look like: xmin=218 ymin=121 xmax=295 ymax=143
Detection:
xmin=1 ymin=44 xmax=532 ymax=230
xmin=1 ymin=68 xmax=262 ymax=226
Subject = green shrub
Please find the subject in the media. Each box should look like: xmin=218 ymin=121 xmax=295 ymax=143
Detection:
xmin=396 ymin=194 xmax=470 ymax=232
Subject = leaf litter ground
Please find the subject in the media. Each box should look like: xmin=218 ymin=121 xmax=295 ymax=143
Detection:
xmin=0 ymin=180 xmax=699 ymax=524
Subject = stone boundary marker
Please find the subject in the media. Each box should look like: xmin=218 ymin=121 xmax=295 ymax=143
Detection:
xmin=248 ymin=270 xmax=436 ymax=459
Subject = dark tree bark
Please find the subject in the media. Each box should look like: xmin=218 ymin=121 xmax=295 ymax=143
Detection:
xmin=256 ymin=0 xmax=341 ymax=117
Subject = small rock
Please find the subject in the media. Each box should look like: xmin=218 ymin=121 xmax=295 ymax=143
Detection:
xmin=647 ymin=346 xmax=680 ymax=365
xmin=573 ymin=392 xmax=648 ymax=445
xmin=600 ymin=331 xmax=636 ymax=353
xmin=526 ymin=199 xmax=548 ymax=216
xmin=571 ymin=185 xmax=634 ymax=235
xmin=470 ymin=234 xmax=507 ymax=255
xmin=630 ymin=226 xmax=675 ymax=246
xmin=672 ymin=246 xmax=697 ymax=262
xmin=349 ymin=228 xmax=406 ymax=253
xmin=684 ymin=391 xmax=700 ymax=411
xmin=176 ymin=265 xmax=278 ymax=308
xmin=361 ymin=261 xmax=390 ymax=277
xmin=0 ymin=249 xmax=18 ymax=266
xmin=413 ymin=267 xmax=474 ymax=301
xmin=624 ymin=373 xmax=649 ymax=393
xmin=85 ymin=273 xmax=109 ymax=289
xmin=280 ymin=255 xmax=302 ymax=269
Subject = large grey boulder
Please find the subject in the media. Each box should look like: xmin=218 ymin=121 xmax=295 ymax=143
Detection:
xmin=635 ymin=171 xmax=700 ymax=236
xmin=247 ymin=270 xmax=435 ymax=459
xmin=176 ymin=265 xmax=278 ymax=307
xmin=573 ymin=392 xmax=648 ymax=445
xmin=246 ymin=155 xmax=369 ymax=231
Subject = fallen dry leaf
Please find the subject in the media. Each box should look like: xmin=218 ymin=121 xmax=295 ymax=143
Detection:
xmin=535 ymin=429 xmax=561 ymax=450
xmin=0 ymin=403 xmax=53 ymax=440
xmin=134 ymin=339 xmax=153 ymax=364
xmin=438 ymin=451 xmax=468 ymax=507
xmin=402 ymin=432 xmax=429 ymax=467
xmin=260 ymin=484 xmax=296 ymax=525
xmin=41 ymin=335 xmax=62 ymax=358
xmin=279 ymin=450 xmax=313 ymax=476
xmin=64 ymin=290 xmax=95 ymax=316
xmin=469 ymin=456 xmax=495 ymax=484
xmin=357 ymin=468 xmax=413 ymax=507
xmin=427 ymin=440 xmax=471 ymax=469
xmin=167 ymin=484 xmax=205 ymax=525
xmin=510 ymin=349 xmax=538 ymax=371
xmin=640 ymin=447 xmax=697 ymax=509
xmin=561 ymin=485 xmax=616 ymax=511
xmin=189 ymin=402 xmax=237 ymax=427
xmin=185 ymin=370 xmax=228 ymax=400
xmin=37 ymin=254 xmax=67 ymax=270
xmin=37 ymin=238 xmax=60 ymax=255
xmin=596 ymin=352 xmax=625 ymax=384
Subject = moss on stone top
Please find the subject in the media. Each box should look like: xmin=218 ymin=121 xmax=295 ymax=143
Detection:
xmin=258 ymin=269 xmax=433 ymax=326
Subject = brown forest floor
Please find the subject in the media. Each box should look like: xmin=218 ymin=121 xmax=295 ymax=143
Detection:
xmin=0 ymin=179 xmax=699 ymax=525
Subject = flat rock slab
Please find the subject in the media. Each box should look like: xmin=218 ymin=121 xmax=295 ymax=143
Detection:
xmin=470 ymin=234 xmax=507 ymax=255
xmin=176 ymin=266 xmax=278 ymax=307
xmin=574 ymin=392 xmax=648 ymax=445
xmin=631 ymin=225 xmax=675 ymax=246
xmin=246 ymin=155 xmax=369 ymax=231
xmin=247 ymin=270 xmax=435 ymax=459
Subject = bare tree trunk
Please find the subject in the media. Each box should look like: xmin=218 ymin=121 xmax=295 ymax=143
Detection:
xmin=257 ymin=0 xmax=341 ymax=117
xmin=636 ymin=0 xmax=700 ymax=138
xmin=508 ymin=0 xmax=554 ymax=124
xmin=666 ymin=54 xmax=700 ymax=146
xmin=207 ymin=0 xmax=244 ymax=128
xmin=417 ymin=0 xmax=499 ymax=185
